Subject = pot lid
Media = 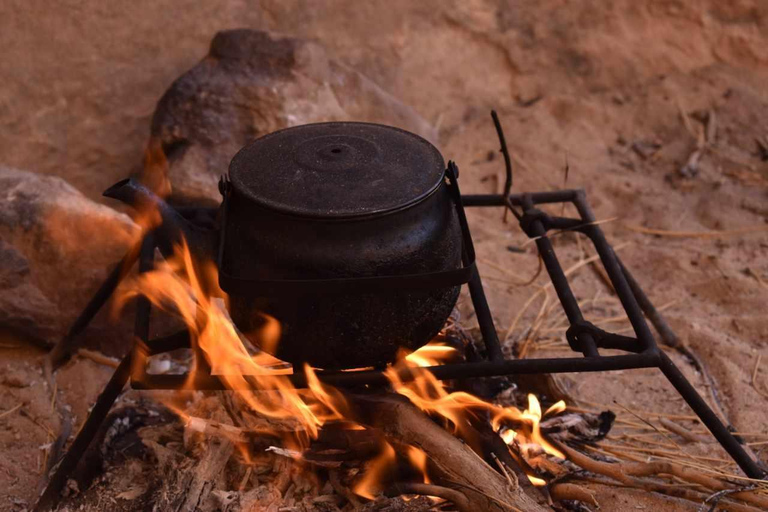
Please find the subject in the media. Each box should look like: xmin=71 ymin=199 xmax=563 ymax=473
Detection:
xmin=228 ymin=122 xmax=445 ymax=219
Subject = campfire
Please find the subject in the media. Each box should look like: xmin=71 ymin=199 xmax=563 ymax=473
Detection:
xmin=35 ymin=115 xmax=768 ymax=512
xmin=115 ymin=234 xmax=565 ymax=474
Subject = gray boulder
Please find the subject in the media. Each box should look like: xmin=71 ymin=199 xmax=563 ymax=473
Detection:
xmin=0 ymin=167 xmax=138 ymax=349
xmin=147 ymin=29 xmax=437 ymax=204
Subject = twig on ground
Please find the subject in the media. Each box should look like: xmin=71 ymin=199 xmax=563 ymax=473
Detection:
xmin=479 ymin=252 xmax=543 ymax=287
xmin=549 ymin=482 xmax=598 ymax=507
xmin=698 ymin=486 xmax=760 ymax=512
xmin=522 ymin=217 xmax=619 ymax=247
xmin=385 ymin=483 xmax=472 ymax=512
xmin=491 ymin=452 xmax=516 ymax=490
xmin=659 ymin=418 xmax=711 ymax=444
xmin=750 ymin=354 xmax=768 ymax=399
xmin=77 ymin=348 xmax=120 ymax=368
xmin=554 ymin=441 xmax=768 ymax=509
xmin=611 ymin=401 xmax=701 ymax=464
xmin=625 ymin=224 xmax=768 ymax=238
xmin=676 ymin=96 xmax=698 ymax=139
xmin=491 ymin=110 xmax=519 ymax=223
xmin=580 ymin=475 xmax=763 ymax=512
xmin=746 ymin=268 xmax=768 ymax=290
xmin=19 ymin=409 xmax=55 ymax=438
xmin=590 ymin=257 xmax=615 ymax=293
xmin=600 ymin=443 xmax=728 ymax=464
xmin=575 ymin=400 xmax=698 ymax=422
xmin=0 ymin=403 xmax=22 ymax=420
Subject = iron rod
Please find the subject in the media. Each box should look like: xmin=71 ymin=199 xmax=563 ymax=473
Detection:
xmin=467 ymin=266 xmax=504 ymax=361
xmin=618 ymin=258 xmax=680 ymax=347
xmin=491 ymin=110 xmax=513 ymax=199
xmin=130 ymin=234 xmax=155 ymax=383
xmin=448 ymin=162 xmax=504 ymax=362
xmin=520 ymin=196 xmax=585 ymax=328
xmin=48 ymin=243 xmax=140 ymax=368
xmin=573 ymin=192 xmax=656 ymax=352
xmin=34 ymin=355 xmax=133 ymax=511
xmin=657 ymin=352 xmax=765 ymax=478
xmin=462 ymin=190 xmax=579 ymax=207
xmin=36 ymin=235 xmax=152 ymax=510
xmin=132 ymin=353 xmax=659 ymax=390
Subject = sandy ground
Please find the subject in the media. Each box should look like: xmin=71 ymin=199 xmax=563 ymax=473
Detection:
xmin=1 ymin=1 xmax=767 ymax=510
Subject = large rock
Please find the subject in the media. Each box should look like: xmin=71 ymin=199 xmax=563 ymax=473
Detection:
xmin=147 ymin=29 xmax=438 ymax=203
xmin=0 ymin=167 xmax=139 ymax=349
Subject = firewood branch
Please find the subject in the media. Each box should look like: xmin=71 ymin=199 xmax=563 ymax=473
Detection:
xmin=349 ymin=393 xmax=548 ymax=512
xmin=554 ymin=440 xmax=768 ymax=510
xmin=385 ymin=482 xmax=472 ymax=511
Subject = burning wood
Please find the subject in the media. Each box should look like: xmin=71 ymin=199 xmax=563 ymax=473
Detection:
xmin=107 ymin=240 xmax=570 ymax=510
xmin=46 ymin=156 xmax=753 ymax=511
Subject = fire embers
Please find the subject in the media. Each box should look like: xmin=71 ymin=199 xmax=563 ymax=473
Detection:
xmin=114 ymin=240 xmax=567 ymax=502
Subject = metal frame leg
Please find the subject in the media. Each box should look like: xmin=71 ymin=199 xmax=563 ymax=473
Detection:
xmin=35 ymin=234 xmax=156 ymax=511
xmin=656 ymin=352 xmax=763 ymax=477
xmin=34 ymin=355 xmax=132 ymax=511
xmin=48 ymin=244 xmax=141 ymax=369
xmin=476 ymin=189 xmax=765 ymax=478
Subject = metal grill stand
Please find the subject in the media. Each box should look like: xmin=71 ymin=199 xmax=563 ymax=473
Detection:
xmin=36 ymin=166 xmax=766 ymax=511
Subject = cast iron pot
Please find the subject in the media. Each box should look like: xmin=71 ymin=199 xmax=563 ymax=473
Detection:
xmin=104 ymin=122 xmax=463 ymax=369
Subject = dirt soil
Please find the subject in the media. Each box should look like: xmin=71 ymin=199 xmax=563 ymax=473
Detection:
xmin=2 ymin=1 xmax=768 ymax=511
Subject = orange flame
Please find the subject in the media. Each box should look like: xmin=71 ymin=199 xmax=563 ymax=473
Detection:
xmin=140 ymin=138 xmax=172 ymax=198
xmin=406 ymin=446 xmax=431 ymax=484
xmin=115 ymin=241 xmax=349 ymax=450
xmin=354 ymin=442 xmax=396 ymax=499
xmin=387 ymin=351 xmax=565 ymax=460
xmin=115 ymin=239 xmax=565 ymax=496
xmin=387 ymin=347 xmax=565 ymax=485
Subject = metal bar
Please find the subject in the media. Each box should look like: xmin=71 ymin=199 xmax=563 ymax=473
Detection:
xmin=447 ymin=162 xmax=504 ymax=362
xmin=37 ymin=234 xmax=156 ymax=511
xmin=467 ymin=266 xmax=504 ymax=361
xmin=518 ymin=196 xmax=597 ymax=356
xmin=48 ymin=242 xmax=141 ymax=369
xmin=593 ymin=332 xmax=644 ymax=353
xmin=34 ymin=355 xmax=133 ymax=511
xmin=577 ymin=333 xmax=600 ymax=357
xmin=146 ymin=330 xmax=192 ymax=355
xmin=491 ymin=110 xmax=513 ymax=200
xmin=130 ymin=234 xmax=155 ymax=383
xmin=657 ymin=352 xmax=765 ymax=478
xmin=617 ymin=258 xmax=680 ymax=347
xmin=462 ymin=190 xmax=579 ymax=208
xmin=132 ymin=353 xmax=659 ymax=391
xmin=572 ymin=192 xmax=657 ymax=352
xmin=36 ymin=234 xmax=156 ymax=510
xmin=522 ymin=203 xmax=582 ymax=324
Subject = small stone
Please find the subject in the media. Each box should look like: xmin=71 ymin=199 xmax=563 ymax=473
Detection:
xmin=630 ymin=139 xmax=662 ymax=160
xmin=1 ymin=370 xmax=27 ymax=387
xmin=147 ymin=357 xmax=172 ymax=375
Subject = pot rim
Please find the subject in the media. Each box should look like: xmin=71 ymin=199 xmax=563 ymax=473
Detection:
xmin=227 ymin=121 xmax=446 ymax=220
